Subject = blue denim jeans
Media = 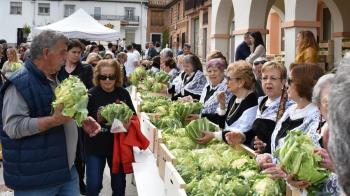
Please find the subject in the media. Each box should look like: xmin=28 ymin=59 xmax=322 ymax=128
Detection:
xmin=14 ymin=165 xmax=79 ymax=196
xmin=86 ymin=154 xmax=126 ymax=196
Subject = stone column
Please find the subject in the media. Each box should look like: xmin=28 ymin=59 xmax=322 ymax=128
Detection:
xmin=210 ymin=0 xmax=234 ymax=60
xmin=282 ymin=0 xmax=318 ymax=69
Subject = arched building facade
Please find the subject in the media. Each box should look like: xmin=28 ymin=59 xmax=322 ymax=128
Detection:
xmin=211 ymin=0 xmax=350 ymax=68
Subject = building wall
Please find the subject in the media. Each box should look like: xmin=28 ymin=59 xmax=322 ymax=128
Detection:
xmin=147 ymin=8 xmax=165 ymax=42
xmin=168 ymin=0 xmax=188 ymax=51
xmin=0 ymin=0 xmax=147 ymax=47
xmin=186 ymin=0 xmax=211 ymax=59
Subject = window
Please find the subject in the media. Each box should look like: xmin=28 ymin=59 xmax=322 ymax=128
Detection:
xmin=151 ymin=11 xmax=163 ymax=26
xmin=94 ymin=7 xmax=101 ymax=20
xmin=170 ymin=8 xmax=173 ymax=24
xmin=64 ymin=4 xmax=75 ymax=17
xmin=177 ymin=3 xmax=180 ymax=20
xmin=125 ymin=7 xmax=135 ymax=20
xmin=183 ymin=2 xmax=185 ymax=18
xmin=38 ymin=3 xmax=50 ymax=16
xmin=203 ymin=11 xmax=208 ymax=25
xmin=125 ymin=29 xmax=135 ymax=43
xmin=10 ymin=2 xmax=22 ymax=15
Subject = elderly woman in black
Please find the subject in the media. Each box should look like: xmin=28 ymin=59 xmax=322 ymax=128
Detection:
xmin=198 ymin=60 xmax=258 ymax=144
xmin=168 ymin=54 xmax=207 ymax=100
xmin=197 ymin=58 xmax=232 ymax=128
xmin=221 ymin=62 xmax=293 ymax=153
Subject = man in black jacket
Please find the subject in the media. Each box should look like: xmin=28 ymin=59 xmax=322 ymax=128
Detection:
xmin=147 ymin=42 xmax=158 ymax=59
xmin=235 ymin=32 xmax=252 ymax=61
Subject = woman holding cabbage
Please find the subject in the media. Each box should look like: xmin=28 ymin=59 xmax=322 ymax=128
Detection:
xmin=197 ymin=60 xmax=258 ymax=144
xmin=168 ymin=54 xmax=207 ymax=100
xmin=57 ymin=39 xmax=94 ymax=194
xmin=257 ymin=63 xmax=325 ymax=193
xmin=312 ymin=74 xmax=340 ymax=195
xmin=85 ymin=59 xmax=142 ymax=196
xmin=1 ymin=47 xmax=23 ymax=79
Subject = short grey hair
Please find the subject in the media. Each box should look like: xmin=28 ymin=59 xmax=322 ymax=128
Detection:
xmin=30 ymin=30 xmax=69 ymax=60
xmin=328 ymin=52 xmax=350 ymax=195
xmin=160 ymin=48 xmax=173 ymax=59
xmin=312 ymin=73 xmax=335 ymax=106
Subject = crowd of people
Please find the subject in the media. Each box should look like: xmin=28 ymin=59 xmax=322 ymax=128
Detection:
xmin=0 ymin=29 xmax=350 ymax=196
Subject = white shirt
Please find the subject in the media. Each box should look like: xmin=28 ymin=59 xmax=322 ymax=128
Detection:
xmin=125 ymin=52 xmax=138 ymax=77
xmin=133 ymin=50 xmax=141 ymax=60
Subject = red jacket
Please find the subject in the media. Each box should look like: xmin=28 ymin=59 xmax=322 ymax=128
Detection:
xmin=112 ymin=115 xmax=149 ymax=174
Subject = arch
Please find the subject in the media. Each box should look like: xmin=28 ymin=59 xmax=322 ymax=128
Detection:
xmin=213 ymin=0 xmax=234 ymax=34
xmin=322 ymin=0 xmax=343 ymax=33
xmin=211 ymin=0 xmax=234 ymax=60
xmin=271 ymin=5 xmax=285 ymax=21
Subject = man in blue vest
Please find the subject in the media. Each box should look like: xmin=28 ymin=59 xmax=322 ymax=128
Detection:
xmin=0 ymin=30 xmax=100 ymax=196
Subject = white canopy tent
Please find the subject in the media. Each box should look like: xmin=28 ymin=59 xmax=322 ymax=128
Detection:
xmin=33 ymin=9 xmax=120 ymax=41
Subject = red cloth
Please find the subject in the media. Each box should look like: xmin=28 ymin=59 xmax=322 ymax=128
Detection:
xmin=112 ymin=115 xmax=150 ymax=174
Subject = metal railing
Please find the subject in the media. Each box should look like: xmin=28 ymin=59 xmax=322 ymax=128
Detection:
xmin=92 ymin=14 xmax=139 ymax=22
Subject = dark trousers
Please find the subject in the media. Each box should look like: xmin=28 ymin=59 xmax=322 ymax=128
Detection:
xmin=86 ymin=154 xmax=126 ymax=196
xmin=76 ymin=128 xmax=86 ymax=192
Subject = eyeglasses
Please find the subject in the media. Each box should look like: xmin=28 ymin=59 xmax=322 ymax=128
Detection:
xmin=253 ymin=61 xmax=267 ymax=66
xmin=225 ymin=76 xmax=241 ymax=81
xmin=262 ymin=76 xmax=281 ymax=82
xmin=287 ymin=78 xmax=294 ymax=85
xmin=98 ymin=74 xmax=117 ymax=80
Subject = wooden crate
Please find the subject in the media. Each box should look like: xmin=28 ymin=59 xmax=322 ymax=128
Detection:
xmin=158 ymin=142 xmax=299 ymax=196
xmin=234 ymin=144 xmax=256 ymax=157
xmin=158 ymin=143 xmax=176 ymax=180
xmin=154 ymin=129 xmax=163 ymax=160
xmin=140 ymin=112 xmax=157 ymax=153
xmin=164 ymin=161 xmax=187 ymax=196
xmin=148 ymin=92 xmax=172 ymax=98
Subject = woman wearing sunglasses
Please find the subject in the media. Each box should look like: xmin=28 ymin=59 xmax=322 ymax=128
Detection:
xmin=85 ymin=59 xmax=136 ymax=196
xmin=257 ymin=63 xmax=324 ymax=192
xmin=198 ymin=60 xmax=258 ymax=144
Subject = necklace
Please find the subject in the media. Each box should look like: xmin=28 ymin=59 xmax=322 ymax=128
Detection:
xmin=227 ymin=100 xmax=241 ymax=119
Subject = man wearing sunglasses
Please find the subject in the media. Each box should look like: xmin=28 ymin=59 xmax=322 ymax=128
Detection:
xmin=253 ymin=57 xmax=267 ymax=97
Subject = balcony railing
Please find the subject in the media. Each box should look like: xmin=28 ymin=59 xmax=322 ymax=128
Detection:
xmin=92 ymin=14 xmax=140 ymax=22
xmin=185 ymin=0 xmax=208 ymax=11
xmin=149 ymin=0 xmax=172 ymax=7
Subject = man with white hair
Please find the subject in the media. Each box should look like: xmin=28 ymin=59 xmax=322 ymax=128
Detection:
xmin=328 ymin=53 xmax=350 ymax=196
xmin=0 ymin=30 xmax=100 ymax=195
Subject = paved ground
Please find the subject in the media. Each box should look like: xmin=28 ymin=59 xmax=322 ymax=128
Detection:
xmin=0 ymin=163 xmax=138 ymax=196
